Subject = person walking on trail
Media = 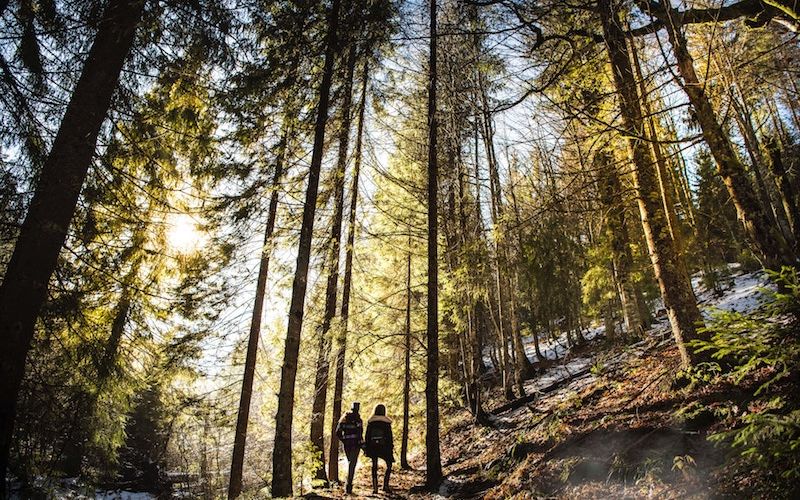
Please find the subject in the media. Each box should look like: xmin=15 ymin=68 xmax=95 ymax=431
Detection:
xmin=364 ymin=403 xmax=394 ymax=494
xmin=335 ymin=401 xmax=363 ymax=494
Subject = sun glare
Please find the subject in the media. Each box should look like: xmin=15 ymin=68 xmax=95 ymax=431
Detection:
xmin=166 ymin=213 xmax=206 ymax=254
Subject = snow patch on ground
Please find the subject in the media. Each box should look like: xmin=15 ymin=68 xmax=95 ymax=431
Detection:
xmin=9 ymin=480 xmax=156 ymax=500
xmin=95 ymin=491 xmax=156 ymax=500
xmin=524 ymin=357 xmax=592 ymax=393
xmin=524 ymin=265 xmax=766 ymax=363
xmin=694 ymin=267 xmax=771 ymax=317
xmin=492 ymin=265 xmax=770 ymax=417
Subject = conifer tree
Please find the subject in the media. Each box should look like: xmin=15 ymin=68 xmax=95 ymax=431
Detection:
xmin=425 ymin=0 xmax=443 ymax=487
xmin=597 ymin=0 xmax=704 ymax=366
xmin=0 ymin=0 xmax=147 ymax=482
xmin=271 ymin=0 xmax=342 ymax=494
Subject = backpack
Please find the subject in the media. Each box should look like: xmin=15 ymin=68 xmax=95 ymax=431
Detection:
xmin=369 ymin=424 xmax=387 ymax=446
xmin=338 ymin=413 xmax=362 ymax=445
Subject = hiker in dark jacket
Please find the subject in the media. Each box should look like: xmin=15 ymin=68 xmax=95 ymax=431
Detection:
xmin=364 ymin=403 xmax=394 ymax=493
xmin=335 ymin=401 xmax=363 ymax=494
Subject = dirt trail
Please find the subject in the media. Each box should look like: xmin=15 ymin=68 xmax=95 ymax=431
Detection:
xmin=306 ymin=268 xmax=772 ymax=498
xmin=305 ymin=464 xmax=430 ymax=499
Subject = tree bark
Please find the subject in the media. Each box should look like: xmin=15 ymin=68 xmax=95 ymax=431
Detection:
xmin=425 ymin=0 xmax=443 ymax=487
xmin=479 ymin=118 xmax=521 ymax=397
xmin=734 ymin=98 xmax=782 ymax=228
xmin=0 ymin=0 xmax=145 ymax=484
xmin=654 ymin=0 xmax=791 ymax=268
xmin=401 ymin=242 xmax=412 ymax=469
xmin=327 ymin=56 xmax=369 ymax=484
xmin=490 ymin=270 xmax=515 ymax=399
xmin=479 ymin=110 xmax=533 ymax=386
xmin=765 ymin=136 xmax=800 ymax=253
xmin=271 ymin=0 xmax=341 ymax=494
xmin=664 ymin=113 xmax=698 ymax=231
xmin=474 ymin=93 xmax=513 ymax=397
xmin=508 ymin=174 xmax=546 ymax=362
xmin=456 ymin=141 xmax=489 ymax=424
xmin=308 ymin=42 xmax=357 ymax=487
xmin=596 ymin=151 xmax=643 ymax=338
xmin=628 ymin=36 xmax=684 ymax=256
xmin=712 ymin=49 xmax=787 ymax=240
xmin=598 ymin=0 xmax=704 ymax=367
xmin=228 ymin=124 xmax=289 ymax=499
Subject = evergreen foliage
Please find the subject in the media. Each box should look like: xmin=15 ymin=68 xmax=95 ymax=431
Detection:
xmin=688 ymin=267 xmax=800 ymax=484
xmin=1 ymin=0 xmax=799 ymax=496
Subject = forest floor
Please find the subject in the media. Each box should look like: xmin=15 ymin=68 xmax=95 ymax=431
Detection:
xmin=24 ymin=266 xmax=775 ymax=499
xmin=310 ymin=264 xmax=780 ymax=499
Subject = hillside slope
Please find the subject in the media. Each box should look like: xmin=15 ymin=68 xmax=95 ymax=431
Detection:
xmin=307 ymin=265 xmax=799 ymax=499
xmin=429 ymin=265 xmax=794 ymax=499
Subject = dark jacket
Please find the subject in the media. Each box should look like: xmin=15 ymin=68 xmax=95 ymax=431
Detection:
xmin=364 ymin=415 xmax=394 ymax=462
xmin=335 ymin=411 xmax=363 ymax=450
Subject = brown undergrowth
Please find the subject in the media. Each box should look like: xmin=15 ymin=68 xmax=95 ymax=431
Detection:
xmin=434 ymin=333 xmax=789 ymax=499
xmin=310 ymin=330 xmax=793 ymax=499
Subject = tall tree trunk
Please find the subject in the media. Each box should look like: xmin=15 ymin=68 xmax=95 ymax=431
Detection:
xmin=598 ymin=0 xmax=704 ymax=367
xmin=628 ymin=36 xmax=684 ymax=255
xmin=228 ymin=124 xmax=289 ymax=498
xmin=400 ymin=242 xmax=412 ymax=469
xmin=507 ymin=274 xmax=527 ymax=395
xmin=201 ymin=417 xmax=212 ymax=499
xmin=713 ymin=49 xmax=788 ymax=240
xmin=491 ymin=269 xmax=515 ymax=399
xmin=441 ymin=185 xmax=463 ymax=382
xmin=734 ymin=98 xmax=781 ymax=225
xmin=524 ymin=291 xmax=545 ymax=361
xmin=471 ymin=115 xmax=498 ymax=374
xmin=766 ymin=96 xmax=789 ymax=141
xmin=309 ymin=42 xmax=357 ymax=486
xmin=654 ymin=1 xmax=791 ymax=268
xmin=475 ymin=90 xmax=513 ymax=398
xmin=596 ymin=152 xmax=644 ymax=338
xmin=0 ymin=0 xmax=145 ymax=484
xmin=665 ymin=113 xmax=698 ymax=230
xmin=508 ymin=174 xmax=546 ymax=362
xmin=456 ymin=147 xmax=489 ymax=424
xmin=603 ymin=297 xmax=616 ymax=339
xmin=458 ymin=326 xmax=473 ymax=410
xmin=479 ymin=106 xmax=533 ymax=386
xmin=327 ymin=56 xmax=369 ymax=484
xmin=765 ymin=136 xmax=800 ymax=252
xmin=425 ymin=0 xmax=443 ymax=487
xmin=271 ymin=0 xmax=341 ymax=494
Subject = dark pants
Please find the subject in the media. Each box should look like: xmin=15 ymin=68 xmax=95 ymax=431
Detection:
xmin=344 ymin=445 xmax=360 ymax=492
xmin=371 ymin=457 xmax=392 ymax=491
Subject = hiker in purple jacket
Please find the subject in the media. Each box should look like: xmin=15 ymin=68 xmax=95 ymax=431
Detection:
xmin=335 ymin=401 xmax=363 ymax=494
xmin=364 ymin=403 xmax=394 ymax=493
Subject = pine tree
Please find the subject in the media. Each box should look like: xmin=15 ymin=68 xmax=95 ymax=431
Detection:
xmin=0 ymin=0 xmax=147 ymax=482
xmin=597 ymin=0 xmax=704 ymax=366
xmin=271 ymin=0 xmax=342 ymax=494
xmin=425 ymin=0 xmax=443 ymax=487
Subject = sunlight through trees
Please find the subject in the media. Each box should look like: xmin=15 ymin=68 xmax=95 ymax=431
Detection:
xmin=2 ymin=0 xmax=800 ymax=497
